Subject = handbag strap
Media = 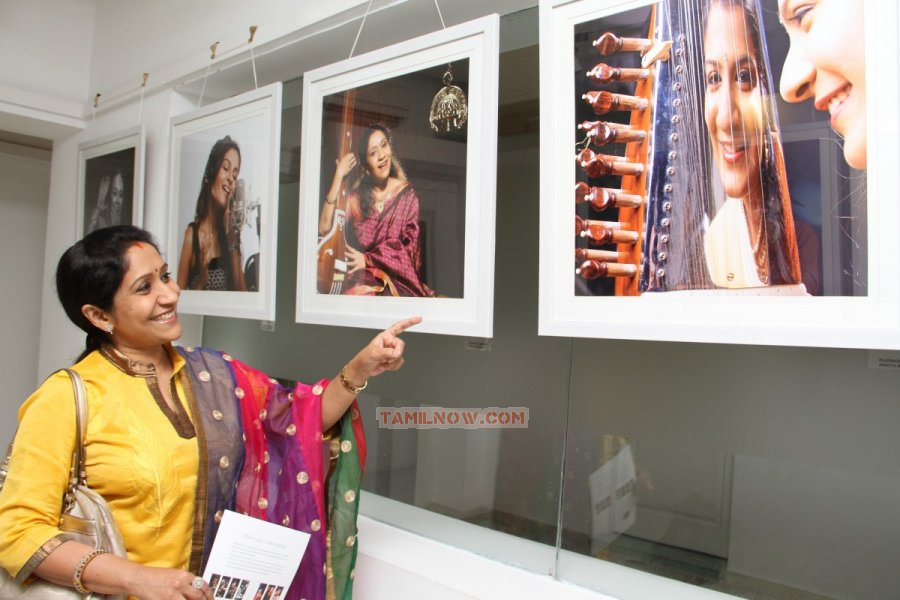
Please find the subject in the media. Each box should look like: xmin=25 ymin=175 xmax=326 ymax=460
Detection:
xmin=62 ymin=368 xmax=88 ymax=493
xmin=0 ymin=370 xmax=88 ymax=509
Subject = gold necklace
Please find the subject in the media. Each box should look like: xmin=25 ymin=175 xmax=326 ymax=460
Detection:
xmin=746 ymin=204 xmax=768 ymax=284
xmin=371 ymin=184 xmax=392 ymax=213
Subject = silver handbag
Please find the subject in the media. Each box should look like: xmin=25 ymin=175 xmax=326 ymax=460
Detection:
xmin=0 ymin=368 xmax=126 ymax=599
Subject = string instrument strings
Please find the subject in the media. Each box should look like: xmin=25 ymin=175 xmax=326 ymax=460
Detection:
xmin=641 ymin=0 xmax=715 ymax=292
xmin=317 ymin=89 xmax=358 ymax=294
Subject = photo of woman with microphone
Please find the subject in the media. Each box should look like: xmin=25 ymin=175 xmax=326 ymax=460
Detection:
xmin=177 ymin=135 xmax=262 ymax=292
xmin=168 ymin=85 xmax=279 ymax=320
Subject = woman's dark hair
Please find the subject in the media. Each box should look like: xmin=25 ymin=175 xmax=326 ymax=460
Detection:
xmin=188 ymin=135 xmax=241 ymax=288
xmin=355 ymin=124 xmax=407 ymax=218
xmin=56 ymin=225 xmax=158 ymax=362
xmin=703 ymin=0 xmax=798 ymax=285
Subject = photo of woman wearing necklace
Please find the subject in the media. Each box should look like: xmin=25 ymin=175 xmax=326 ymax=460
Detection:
xmin=319 ymin=123 xmax=435 ymax=297
xmin=701 ymin=0 xmax=802 ymax=289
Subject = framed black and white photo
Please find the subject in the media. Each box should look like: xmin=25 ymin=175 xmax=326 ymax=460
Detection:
xmin=77 ymin=126 xmax=145 ymax=237
xmin=296 ymin=15 xmax=499 ymax=337
xmin=167 ymin=82 xmax=282 ymax=320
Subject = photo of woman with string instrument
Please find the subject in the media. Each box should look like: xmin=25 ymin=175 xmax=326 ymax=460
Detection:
xmin=298 ymin=31 xmax=498 ymax=336
xmin=313 ymin=62 xmax=470 ymax=300
xmin=572 ymin=0 xmax=816 ymax=297
xmin=318 ymin=122 xmax=434 ymax=297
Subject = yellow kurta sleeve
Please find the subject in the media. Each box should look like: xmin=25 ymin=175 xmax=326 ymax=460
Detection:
xmin=0 ymin=348 xmax=199 ymax=579
xmin=0 ymin=370 xmax=77 ymax=579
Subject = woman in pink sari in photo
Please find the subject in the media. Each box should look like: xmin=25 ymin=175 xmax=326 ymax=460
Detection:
xmin=320 ymin=123 xmax=435 ymax=297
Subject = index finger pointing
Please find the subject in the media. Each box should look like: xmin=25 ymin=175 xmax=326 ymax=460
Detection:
xmin=389 ymin=316 xmax=422 ymax=336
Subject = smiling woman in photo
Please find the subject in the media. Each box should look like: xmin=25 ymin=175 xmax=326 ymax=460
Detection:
xmin=701 ymin=0 xmax=802 ymax=289
xmin=87 ymin=170 xmax=126 ymax=233
xmin=778 ymin=0 xmax=866 ymax=170
xmin=177 ymin=136 xmax=247 ymax=291
xmin=319 ymin=123 xmax=435 ymax=297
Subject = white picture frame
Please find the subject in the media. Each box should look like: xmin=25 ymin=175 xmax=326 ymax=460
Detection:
xmin=538 ymin=0 xmax=900 ymax=349
xmin=296 ymin=15 xmax=499 ymax=337
xmin=167 ymin=82 xmax=282 ymax=321
xmin=77 ymin=126 xmax=145 ymax=237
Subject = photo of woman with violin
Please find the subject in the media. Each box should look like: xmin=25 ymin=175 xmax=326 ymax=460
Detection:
xmin=318 ymin=123 xmax=434 ymax=297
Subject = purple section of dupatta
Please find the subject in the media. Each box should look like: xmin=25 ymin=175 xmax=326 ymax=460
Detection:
xmin=231 ymin=360 xmax=329 ymax=600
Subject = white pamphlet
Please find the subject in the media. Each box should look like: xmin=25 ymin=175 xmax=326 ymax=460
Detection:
xmin=202 ymin=509 xmax=311 ymax=600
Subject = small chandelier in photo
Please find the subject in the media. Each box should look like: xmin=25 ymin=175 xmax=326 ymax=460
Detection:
xmin=429 ymin=63 xmax=468 ymax=133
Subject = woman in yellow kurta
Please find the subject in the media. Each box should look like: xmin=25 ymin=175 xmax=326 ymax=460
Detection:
xmin=0 ymin=225 xmax=419 ymax=599
xmin=3 ymin=347 xmax=201 ymax=575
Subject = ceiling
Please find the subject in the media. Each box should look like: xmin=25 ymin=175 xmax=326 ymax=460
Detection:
xmin=0 ymin=128 xmax=54 ymax=151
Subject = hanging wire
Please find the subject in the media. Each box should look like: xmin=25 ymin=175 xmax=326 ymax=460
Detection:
xmin=137 ymin=73 xmax=149 ymax=125
xmin=91 ymin=94 xmax=100 ymax=135
xmin=349 ymin=0 xmax=375 ymax=59
xmin=433 ymin=0 xmax=446 ymax=29
xmin=197 ymin=42 xmax=218 ymax=107
xmin=248 ymin=26 xmax=259 ymax=90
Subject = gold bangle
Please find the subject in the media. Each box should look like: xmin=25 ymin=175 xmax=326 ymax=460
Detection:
xmin=73 ymin=548 xmax=108 ymax=594
xmin=324 ymin=197 xmax=337 ymax=205
xmin=339 ymin=366 xmax=367 ymax=395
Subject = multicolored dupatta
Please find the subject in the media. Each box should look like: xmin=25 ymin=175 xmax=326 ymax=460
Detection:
xmin=178 ymin=347 xmax=365 ymax=600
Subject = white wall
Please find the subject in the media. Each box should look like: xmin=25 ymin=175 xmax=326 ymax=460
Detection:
xmin=88 ymin=0 xmax=368 ymax=95
xmin=0 ymin=0 xmax=94 ymax=138
xmin=86 ymin=0 xmax=536 ymax=113
xmin=0 ymin=143 xmax=50 ymax=443
xmin=0 ymin=0 xmax=95 ymax=103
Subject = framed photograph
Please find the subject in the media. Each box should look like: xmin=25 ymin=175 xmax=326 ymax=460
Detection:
xmin=296 ymin=15 xmax=499 ymax=337
xmin=77 ymin=126 xmax=145 ymax=237
xmin=538 ymin=0 xmax=900 ymax=349
xmin=167 ymin=82 xmax=282 ymax=320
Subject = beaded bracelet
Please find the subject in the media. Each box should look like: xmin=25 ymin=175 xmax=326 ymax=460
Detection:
xmin=73 ymin=548 xmax=108 ymax=594
xmin=339 ymin=366 xmax=367 ymax=395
